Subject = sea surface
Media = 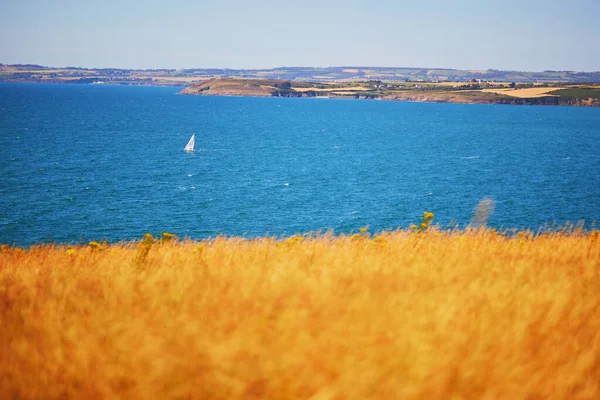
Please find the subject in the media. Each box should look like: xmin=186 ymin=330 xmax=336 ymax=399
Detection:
xmin=1 ymin=83 xmax=599 ymax=245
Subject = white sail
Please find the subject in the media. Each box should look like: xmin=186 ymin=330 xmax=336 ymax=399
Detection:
xmin=184 ymin=134 xmax=195 ymax=152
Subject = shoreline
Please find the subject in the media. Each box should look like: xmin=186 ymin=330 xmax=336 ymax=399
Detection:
xmin=2 ymin=79 xmax=598 ymax=107
xmin=178 ymin=78 xmax=600 ymax=107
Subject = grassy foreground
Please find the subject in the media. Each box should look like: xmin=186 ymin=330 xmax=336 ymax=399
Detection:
xmin=1 ymin=228 xmax=599 ymax=399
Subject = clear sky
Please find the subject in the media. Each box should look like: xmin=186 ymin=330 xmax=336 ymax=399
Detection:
xmin=1 ymin=0 xmax=599 ymax=71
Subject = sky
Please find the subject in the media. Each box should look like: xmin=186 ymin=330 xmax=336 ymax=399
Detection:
xmin=1 ymin=0 xmax=599 ymax=71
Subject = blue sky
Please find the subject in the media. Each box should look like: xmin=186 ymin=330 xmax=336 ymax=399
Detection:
xmin=1 ymin=0 xmax=599 ymax=71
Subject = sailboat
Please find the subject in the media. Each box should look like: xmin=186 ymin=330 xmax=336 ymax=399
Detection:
xmin=184 ymin=134 xmax=195 ymax=152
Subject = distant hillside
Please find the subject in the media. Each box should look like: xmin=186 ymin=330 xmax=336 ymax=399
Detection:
xmin=1 ymin=64 xmax=599 ymax=85
xmin=247 ymin=67 xmax=600 ymax=83
xmin=178 ymin=78 xmax=309 ymax=97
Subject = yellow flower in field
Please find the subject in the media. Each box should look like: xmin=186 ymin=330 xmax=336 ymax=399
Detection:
xmin=192 ymin=244 xmax=205 ymax=254
xmin=66 ymin=248 xmax=76 ymax=256
xmin=142 ymin=233 xmax=154 ymax=246
xmin=374 ymin=236 xmax=387 ymax=247
xmin=88 ymin=241 xmax=104 ymax=251
xmin=285 ymin=236 xmax=304 ymax=245
xmin=411 ymin=211 xmax=435 ymax=233
xmin=161 ymin=232 xmax=175 ymax=242
xmin=359 ymin=226 xmax=369 ymax=234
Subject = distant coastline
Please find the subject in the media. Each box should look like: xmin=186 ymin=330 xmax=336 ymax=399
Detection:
xmin=2 ymin=64 xmax=599 ymax=107
xmin=179 ymin=78 xmax=600 ymax=107
xmin=3 ymin=63 xmax=600 ymax=85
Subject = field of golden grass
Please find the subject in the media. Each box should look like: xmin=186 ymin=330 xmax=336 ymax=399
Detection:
xmin=482 ymin=87 xmax=565 ymax=98
xmin=1 ymin=226 xmax=599 ymax=399
xmin=292 ymin=86 xmax=371 ymax=92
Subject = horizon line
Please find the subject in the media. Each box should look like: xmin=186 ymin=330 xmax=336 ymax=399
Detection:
xmin=2 ymin=62 xmax=599 ymax=74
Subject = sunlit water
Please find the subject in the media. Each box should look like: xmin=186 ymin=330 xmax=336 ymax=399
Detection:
xmin=1 ymin=83 xmax=599 ymax=245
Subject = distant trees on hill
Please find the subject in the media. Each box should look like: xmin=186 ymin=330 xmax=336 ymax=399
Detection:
xmin=272 ymin=81 xmax=292 ymax=90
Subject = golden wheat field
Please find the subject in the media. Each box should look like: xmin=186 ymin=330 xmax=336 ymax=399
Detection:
xmin=1 ymin=226 xmax=599 ymax=399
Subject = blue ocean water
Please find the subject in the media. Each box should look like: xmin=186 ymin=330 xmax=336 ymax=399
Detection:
xmin=1 ymin=83 xmax=599 ymax=245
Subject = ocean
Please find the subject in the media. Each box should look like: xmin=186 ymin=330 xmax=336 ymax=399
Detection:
xmin=1 ymin=83 xmax=599 ymax=245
